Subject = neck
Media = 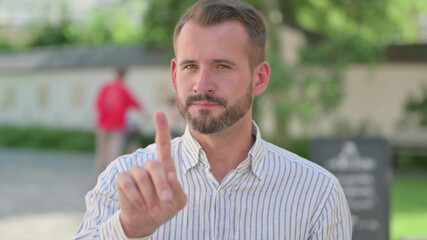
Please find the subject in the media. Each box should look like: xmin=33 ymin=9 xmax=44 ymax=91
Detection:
xmin=190 ymin=114 xmax=255 ymax=183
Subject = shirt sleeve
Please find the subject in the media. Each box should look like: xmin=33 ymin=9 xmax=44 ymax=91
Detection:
xmin=124 ymin=87 xmax=142 ymax=111
xmin=73 ymin=163 xmax=151 ymax=240
xmin=310 ymin=181 xmax=353 ymax=240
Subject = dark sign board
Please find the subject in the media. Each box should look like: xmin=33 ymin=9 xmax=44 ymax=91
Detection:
xmin=310 ymin=137 xmax=391 ymax=240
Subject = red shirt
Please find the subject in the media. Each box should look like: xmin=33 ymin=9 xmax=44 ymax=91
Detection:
xmin=95 ymin=78 xmax=142 ymax=130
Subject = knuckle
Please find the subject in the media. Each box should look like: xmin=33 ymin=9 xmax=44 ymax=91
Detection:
xmin=134 ymin=169 xmax=149 ymax=183
xmin=116 ymin=173 xmax=133 ymax=190
xmin=129 ymin=165 xmax=141 ymax=173
xmin=143 ymin=195 xmax=157 ymax=209
xmin=117 ymin=171 xmax=126 ymax=181
xmin=128 ymin=194 xmax=142 ymax=206
xmin=120 ymin=178 xmax=133 ymax=191
xmin=128 ymin=165 xmax=150 ymax=183
xmin=143 ymin=160 xmax=161 ymax=171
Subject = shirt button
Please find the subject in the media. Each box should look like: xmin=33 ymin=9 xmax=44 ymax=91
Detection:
xmin=219 ymin=189 xmax=225 ymax=195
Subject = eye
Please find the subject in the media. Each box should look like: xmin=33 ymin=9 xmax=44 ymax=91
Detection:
xmin=184 ymin=64 xmax=197 ymax=69
xmin=218 ymin=64 xmax=230 ymax=69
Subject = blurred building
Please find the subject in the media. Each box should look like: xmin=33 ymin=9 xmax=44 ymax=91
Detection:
xmin=0 ymin=45 xmax=184 ymax=134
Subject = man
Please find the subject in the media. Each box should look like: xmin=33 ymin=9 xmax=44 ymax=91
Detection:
xmin=76 ymin=0 xmax=352 ymax=239
xmin=94 ymin=68 xmax=143 ymax=176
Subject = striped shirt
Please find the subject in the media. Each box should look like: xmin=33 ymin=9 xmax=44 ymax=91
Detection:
xmin=74 ymin=123 xmax=352 ymax=239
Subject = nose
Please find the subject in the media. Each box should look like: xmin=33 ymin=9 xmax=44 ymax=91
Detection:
xmin=193 ymin=67 xmax=215 ymax=95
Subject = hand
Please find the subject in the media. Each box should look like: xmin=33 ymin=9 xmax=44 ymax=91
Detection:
xmin=116 ymin=111 xmax=187 ymax=238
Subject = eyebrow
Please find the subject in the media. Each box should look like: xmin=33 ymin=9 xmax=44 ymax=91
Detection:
xmin=179 ymin=60 xmax=196 ymax=67
xmin=178 ymin=59 xmax=237 ymax=67
xmin=213 ymin=59 xmax=237 ymax=66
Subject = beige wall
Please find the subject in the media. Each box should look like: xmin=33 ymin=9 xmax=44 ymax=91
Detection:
xmin=278 ymin=25 xmax=427 ymax=138
xmin=0 ymin=66 xmax=185 ymax=134
xmin=314 ymin=63 xmax=427 ymax=137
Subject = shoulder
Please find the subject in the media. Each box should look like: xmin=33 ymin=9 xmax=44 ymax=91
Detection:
xmin=262 ymin=140 xmax=340 ymax=185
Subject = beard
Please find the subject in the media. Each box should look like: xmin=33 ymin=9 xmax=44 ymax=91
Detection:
xmin=176 ymin=84 xmax=253 ymax=134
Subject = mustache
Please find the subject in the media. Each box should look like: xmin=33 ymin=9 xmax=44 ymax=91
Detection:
xmin=185 ymin=94 xmax=227 ymax=108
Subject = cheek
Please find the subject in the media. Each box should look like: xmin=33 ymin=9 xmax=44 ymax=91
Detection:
xmin=176 ymin=83 xmax=193 ymax=96
xmin=222 ymin=75 xmax=249 ymax=94
xmin=175 ymin=73 xmax=192 ymax=92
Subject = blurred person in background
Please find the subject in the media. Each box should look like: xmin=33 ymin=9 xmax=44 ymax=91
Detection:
xmin=125 ymin=112 xmax=142 ymax=154
xmin=94 ymin=67 xmax=143 ymax=176
xmin=76 ymin=0 xmax=351 ymax=239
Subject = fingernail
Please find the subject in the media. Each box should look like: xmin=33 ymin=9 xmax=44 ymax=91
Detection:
xmin=162 ymin=190 xmax=172 ymax=201
xmin=152 ymin=206 xmax=160 ymax=216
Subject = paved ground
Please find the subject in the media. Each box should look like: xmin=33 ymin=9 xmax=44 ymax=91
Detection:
xmin=0 ymin=147 xmax=95 ymax=240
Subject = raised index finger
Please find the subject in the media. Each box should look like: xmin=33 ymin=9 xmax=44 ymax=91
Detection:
xmin=154 ymin=111 xmax=175 ymax=174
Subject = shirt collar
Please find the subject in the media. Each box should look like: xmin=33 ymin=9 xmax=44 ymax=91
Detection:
xmin=180 ymin=121 xmax=265 ymax=180
xmin=248 ymin=121 xmax=265 ymax=180
xmin=180 ymin=126 xmax=203 ymax=172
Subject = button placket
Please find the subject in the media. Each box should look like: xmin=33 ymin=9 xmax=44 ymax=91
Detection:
xmin=219 ymin=188 xmax=225 ymax=196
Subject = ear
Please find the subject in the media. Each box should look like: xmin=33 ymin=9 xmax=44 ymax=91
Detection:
xmin=252 ymin=61 xmax=271 ymax=96
xmin=171 ymin=58 xmax=178 ymax=92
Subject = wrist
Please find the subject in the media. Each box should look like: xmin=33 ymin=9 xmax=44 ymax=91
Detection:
xmin=119 ymin=212 xmax=156 ymax=238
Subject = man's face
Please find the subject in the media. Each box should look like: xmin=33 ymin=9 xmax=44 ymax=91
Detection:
xmin=172 ymin=20 xmax=255 ymax=134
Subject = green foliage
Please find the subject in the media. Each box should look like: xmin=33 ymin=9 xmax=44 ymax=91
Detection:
xmin=404 ymin=86 xmax=427 ymax=126
xmin=253 ymin=50 xmax=293 ymax=141
xmin=279 ymin=0 xmax=427 ymax=44
xmin=253 ymin=51 xmax=345 ymax=143
xmin=286 ymin=138 xmax=310 ymax=159
xmin=29 ymin=3 xmax=77 ymax=47
xmin=0 ymin=126 xmax=95 ymax=152
xmin=140 ymin=0 xmax=194 ymax=50
xmin=3 ymin=0 xmax=425 ymax=50
xmin=0 ymin=37 xmax=27 ymax=51
xmin=300 ymin=35 xmax=385 ymax=65
xmin=77 ymin=3 xmax=145 ymax=45
xmin=30 ymin=19 xmax=77 ymax=47
xmin=0 ymin=125 xmax=156 ymax=152
xmin=394 ymin=155 xmax=427 ymax=170
xmin=26 ymin=0 xmax=145 ymax=48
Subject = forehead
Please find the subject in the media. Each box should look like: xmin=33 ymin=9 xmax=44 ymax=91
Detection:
xmin=174 ymin=20 xmax=249 ymax=61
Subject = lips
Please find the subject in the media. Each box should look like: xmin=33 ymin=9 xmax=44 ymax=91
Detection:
xmin=191 ymin=101 xmax=218 ymax=109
